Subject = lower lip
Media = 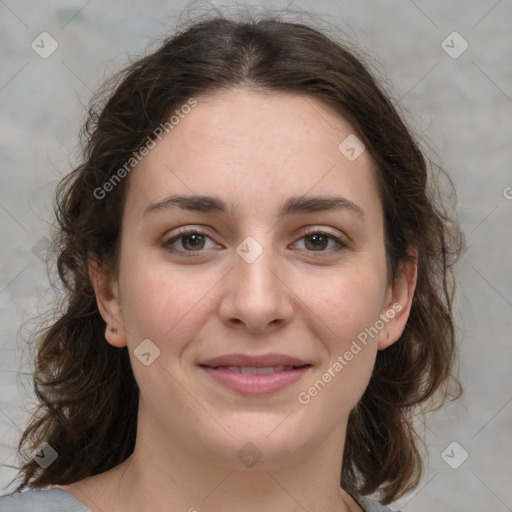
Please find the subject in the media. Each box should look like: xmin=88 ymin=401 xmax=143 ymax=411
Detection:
xmin=200 ymin=366 xmax=311 ymax=396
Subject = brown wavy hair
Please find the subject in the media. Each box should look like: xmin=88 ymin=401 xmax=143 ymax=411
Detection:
xmin=8 ymin=7 xmax=464 ymax=505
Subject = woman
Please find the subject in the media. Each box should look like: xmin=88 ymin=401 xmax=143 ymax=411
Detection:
xmin=0 ymin=9 xmax=463 ymax=512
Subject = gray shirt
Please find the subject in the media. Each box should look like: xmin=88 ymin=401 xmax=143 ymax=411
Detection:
xmin=0 ymin=488 xmax=401 ymax=511
xmin=0 ymin=489 xmax=90 ymax=511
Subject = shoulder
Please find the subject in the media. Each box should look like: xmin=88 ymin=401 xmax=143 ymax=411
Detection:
xmin=0 ymin=488 xmax=91 ymax=512
xmin=358 ymin=495 xmax=402 ymax=512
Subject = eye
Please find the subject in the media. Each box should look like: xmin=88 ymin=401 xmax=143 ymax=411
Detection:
xmin=293 ymin=228 xmax=348 ymax=253
xmin=163 ymin=227 xmax=219 ymax=255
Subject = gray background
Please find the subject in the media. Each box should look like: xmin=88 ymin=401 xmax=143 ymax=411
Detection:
xmin=1 ymin=0 xmax=511 ymax=510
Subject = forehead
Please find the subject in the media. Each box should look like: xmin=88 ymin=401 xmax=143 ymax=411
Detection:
xmin=171 ymin=87 xmax=362 ymax=161
xmin=125 ymin=87 xmax=380 ymax=221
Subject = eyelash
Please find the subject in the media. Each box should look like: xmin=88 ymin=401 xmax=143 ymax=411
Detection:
xmin=162 ymin=226 xmax=348 ymax=257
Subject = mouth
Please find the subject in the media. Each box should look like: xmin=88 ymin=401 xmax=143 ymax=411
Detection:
xmin=203 ymin=364 xmax=307 ymax=374
xmin=198 ymin=354 xmax=312 ymax=396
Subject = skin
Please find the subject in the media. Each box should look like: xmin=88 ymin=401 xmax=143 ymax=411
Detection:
xmin=58 ymin=87 xmax=417 ymax=512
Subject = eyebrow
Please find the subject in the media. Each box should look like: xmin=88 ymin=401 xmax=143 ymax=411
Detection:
xmin=143 ymin=194 xmax=364 ymax=219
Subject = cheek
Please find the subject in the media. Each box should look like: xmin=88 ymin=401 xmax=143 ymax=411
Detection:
xmin=118 ymin=249 xmax=214 ymax=348
xmin=305 ymin=265 xmax=387 ymax=341
xmin=297 ymin=267 xmax=385 ymax=402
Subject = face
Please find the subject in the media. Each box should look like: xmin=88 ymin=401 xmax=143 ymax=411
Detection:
xmin=91 ymin=87 xmax=415 ymax=469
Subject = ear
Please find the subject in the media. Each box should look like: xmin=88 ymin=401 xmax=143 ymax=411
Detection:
xmin=377 ymin=251 xmax=418 ymax=350
xmin=88 ymin=258 xmax=127 ymax=348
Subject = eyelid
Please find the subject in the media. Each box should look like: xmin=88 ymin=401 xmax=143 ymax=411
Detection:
xmin=173 ymin=225 xmax=214 ymax=237
xmin=163 ymin=225 xmax=220 ymax=250
xmin=300 ymin=226 xmax=348 ymax=242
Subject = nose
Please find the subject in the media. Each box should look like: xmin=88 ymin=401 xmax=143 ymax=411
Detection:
xmin=218 ymin=238 xmax=294 ymax=334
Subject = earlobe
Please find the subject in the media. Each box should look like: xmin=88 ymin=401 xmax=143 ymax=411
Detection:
xmin=378 ymin=254 xmax=418 ymax=350
xmin=88 ymin=259 xmax=127 ymax=348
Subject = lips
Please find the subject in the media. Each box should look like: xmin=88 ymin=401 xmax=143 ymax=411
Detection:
xmin=198 ymin=353 xmax=312 ymax=396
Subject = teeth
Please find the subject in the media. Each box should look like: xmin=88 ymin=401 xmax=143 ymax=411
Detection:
xmin=257 ymin=366 xmax=276 ymax=374
xmin=223 ymin=365 xmax=292 ymax=374
xmin=240 ymin=367 xmax=258 ymax=375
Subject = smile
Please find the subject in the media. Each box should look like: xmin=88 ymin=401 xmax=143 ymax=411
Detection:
xmin=217 ymin=365 xmax=296 ymax=374
xmin=200 ymin=364 xmax=312 ymax=395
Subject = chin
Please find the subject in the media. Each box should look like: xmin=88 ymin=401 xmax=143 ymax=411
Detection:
xmin=197 ymin=412 xmax=312 ymax=465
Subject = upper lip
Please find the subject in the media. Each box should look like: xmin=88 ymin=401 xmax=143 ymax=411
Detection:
xmin=199 ymin=353 xmax=310 ymax=368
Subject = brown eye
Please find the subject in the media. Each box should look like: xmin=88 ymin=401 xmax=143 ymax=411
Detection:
xmin=163 ymin=228 xmax=218 ymax=256
xmin=177 ymin=233 xmax=206 ymax=251
xmin=294 ymin=230 xmax=347 ymax=253
xmin=304 ymin=233 xmax=330 ymax=251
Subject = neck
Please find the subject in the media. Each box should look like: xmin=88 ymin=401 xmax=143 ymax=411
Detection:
xmin=110 ymin=415 xmax=356 ymax=512
xmin=60 ymin=406 xmax=362 ymax=512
